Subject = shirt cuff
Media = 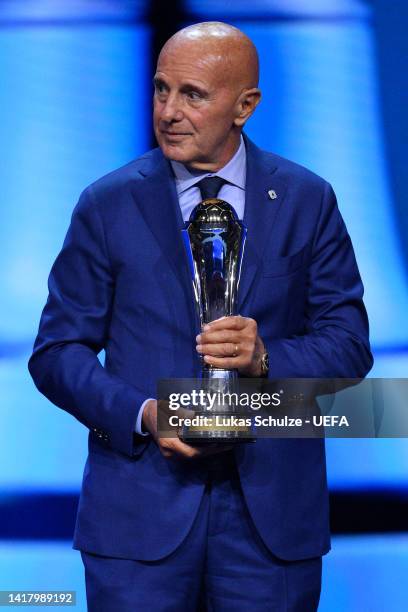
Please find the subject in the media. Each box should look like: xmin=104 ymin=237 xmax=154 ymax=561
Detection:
xmin=135 ymin=398 xmax=154 ymax=436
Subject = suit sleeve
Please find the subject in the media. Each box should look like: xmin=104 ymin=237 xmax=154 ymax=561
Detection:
xmin=28 ymin=187 xmax=149 ymax=458
xmin=267 ymin=181 xmax=373 ymax=378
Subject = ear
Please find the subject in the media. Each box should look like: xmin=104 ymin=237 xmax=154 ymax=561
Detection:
xmin=233 ymin=88 xmax=261 ymax=127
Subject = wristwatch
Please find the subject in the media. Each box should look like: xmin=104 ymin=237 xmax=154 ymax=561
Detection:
xmin=260 ymin=350 xmax=269 ymax=377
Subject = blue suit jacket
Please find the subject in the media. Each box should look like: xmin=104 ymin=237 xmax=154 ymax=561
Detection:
xmin=28 ymin=136 xmax=373 ymax=561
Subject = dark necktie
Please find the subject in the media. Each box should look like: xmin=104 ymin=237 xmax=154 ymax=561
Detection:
xmin=197 ymin=176 xmax=226 ymax=200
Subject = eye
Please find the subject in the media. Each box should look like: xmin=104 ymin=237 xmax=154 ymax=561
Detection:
xmin=186 ymin=90 xmax=202 ymax=101
xmin=154 ymin=81 xmax=167 ymax=96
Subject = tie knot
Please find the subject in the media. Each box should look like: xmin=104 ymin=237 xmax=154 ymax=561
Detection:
xmin=197 ymin=176 xmax=226 ymax=201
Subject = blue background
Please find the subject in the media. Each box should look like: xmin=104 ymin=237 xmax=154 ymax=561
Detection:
xmin=0 ymin=0 xmax=407 ymax=609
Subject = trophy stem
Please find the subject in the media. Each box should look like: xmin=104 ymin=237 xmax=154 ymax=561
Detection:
xmin=201 ymin=368 xmax=238 ymax=382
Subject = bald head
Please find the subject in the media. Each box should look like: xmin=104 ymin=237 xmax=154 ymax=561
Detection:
xmin=153 ymin=21 xmax=261 ymax=171
xmin=160 ymin=22 xmax=259 ymax=90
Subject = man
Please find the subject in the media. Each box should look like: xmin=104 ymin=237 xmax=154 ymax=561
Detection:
xmin=29 ymin=22 xmax=372 ymax=611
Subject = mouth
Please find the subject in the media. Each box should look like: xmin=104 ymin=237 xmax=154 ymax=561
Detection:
xmin=161 ymin=131 xmax=191 ymax=140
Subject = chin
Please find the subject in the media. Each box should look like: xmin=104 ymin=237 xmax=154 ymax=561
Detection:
xmin=160 ymin=142 xmax=194 ymax=163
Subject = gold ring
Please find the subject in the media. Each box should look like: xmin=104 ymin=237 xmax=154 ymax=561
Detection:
xmin=233 ymin=344 xmax=239 ymax=357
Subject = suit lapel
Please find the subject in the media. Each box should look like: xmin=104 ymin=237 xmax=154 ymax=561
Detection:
xmin=238 ymin=137 xmax=289 ymax=311
xmin=130 ymin=150 xmax=197 ymax=324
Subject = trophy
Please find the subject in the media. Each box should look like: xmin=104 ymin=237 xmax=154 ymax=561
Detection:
xmin=180 ymin=196 xmax=253 ymax=443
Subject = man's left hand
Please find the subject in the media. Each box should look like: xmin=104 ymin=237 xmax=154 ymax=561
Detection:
xmin=196 ymin=315 xmax=265 ymax=377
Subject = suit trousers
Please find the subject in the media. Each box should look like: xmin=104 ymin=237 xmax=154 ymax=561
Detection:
xmin=81 ymin=452 xmax=322 ymax=611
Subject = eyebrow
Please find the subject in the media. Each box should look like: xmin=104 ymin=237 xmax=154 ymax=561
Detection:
xmin=153 ymin=77 xmax=208 ymax=97
xmin=180 ymin=83 xmax=208 ymax=97
xmin=153 ymin=77 xmax=166 ymax=87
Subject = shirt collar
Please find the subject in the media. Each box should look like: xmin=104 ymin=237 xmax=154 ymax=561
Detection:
xmin=170 ymin=135 xmax=246 ymax=196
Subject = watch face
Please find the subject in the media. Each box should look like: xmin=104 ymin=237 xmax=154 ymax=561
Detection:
xmin=262 ymin=352 xmax=269 ymax=375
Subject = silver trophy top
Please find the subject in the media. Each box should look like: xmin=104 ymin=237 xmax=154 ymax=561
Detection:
xmin=182 ymin=198 xmax=247 ymax=326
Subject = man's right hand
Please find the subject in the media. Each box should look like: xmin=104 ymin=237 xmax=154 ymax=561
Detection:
xmin=142 ymin=399 xmax=233 ymax=460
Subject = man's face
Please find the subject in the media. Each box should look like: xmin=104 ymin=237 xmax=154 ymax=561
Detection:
xmin=153 ymin=43 xmax=241 ymax=171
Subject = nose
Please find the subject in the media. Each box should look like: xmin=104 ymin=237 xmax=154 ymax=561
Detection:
xmin=160 ymin=94 xmax=183 ymax=123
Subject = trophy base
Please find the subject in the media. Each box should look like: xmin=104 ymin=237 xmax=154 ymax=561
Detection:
xmin=181 ymin=434 xmax=255 ymax=446
xmin=180 ymin=410 xmax=255 ymax=445
xmin=179 ymin=369 xmax=256 ymax=444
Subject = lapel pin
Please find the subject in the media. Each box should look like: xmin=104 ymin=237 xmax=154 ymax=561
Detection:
xmin=268 ymin=189 xmax=277 ymax=200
